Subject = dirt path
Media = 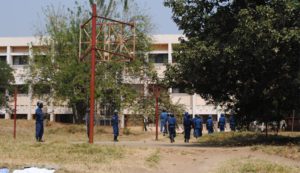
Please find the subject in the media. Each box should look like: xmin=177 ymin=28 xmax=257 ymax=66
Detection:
xmin=72 ymin=138 xmax=300 ymax=173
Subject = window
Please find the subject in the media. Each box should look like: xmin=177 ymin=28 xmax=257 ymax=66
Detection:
xmin=0 ymin=56 xmax=6 ymax=63
xmin=172 ymin=87 xmax=186 ymax=93
xmin=9 ymin=85 xmax=29 ymax=95
xmin=12 ymin=55 xmax=28 ymax=65
xmin=149 ymin=54 xmax=168 ymax=64
xmin=33 ymin=84 xmax=51 ymax=94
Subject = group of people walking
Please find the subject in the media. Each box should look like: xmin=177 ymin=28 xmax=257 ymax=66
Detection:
xmin=161 ymin=110 xmax=236 ymax=143
xmin=35 ymin=101 xmax=235 ymax=144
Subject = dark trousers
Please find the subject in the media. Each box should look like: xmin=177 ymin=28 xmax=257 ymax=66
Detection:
xmin=184 ymin=127 xmax=191 ymax=140
xmin=194 ymin=128 xmax=202 ymax=138
xmin=113 ymin=125 xmax=119 ymax=141
xmin=230 ymin=125 xmax=235 ymax=131
xmin=169 ymin=126 xmax=176 ymax=139
xmin=220 ymin=125 xmax=225 ymax=132
xmin=35 ymin=122 xmax=44 ymax=141
xmin=207 ymin=126 xmax=214 ymax=134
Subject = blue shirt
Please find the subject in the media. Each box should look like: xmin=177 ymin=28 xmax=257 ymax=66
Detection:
xmin=194 ymin=118 xmax=202 ymax=129
xmin=35 ymin=108 xmax=43 ymax=122
xmin=168 ymin=116 xmax=176 ymax=126
xmin=207 ymin=118 xmax=213 ymax=127
xmin=184 ymin=115 xmax=192 ymax=127
xmin=219 ymin=116 xmax=226 ymax=126
xmin=160 ymin=112 xmax=168 ymax=122
xmin=112 ymin=114 xmax=119 ymax=126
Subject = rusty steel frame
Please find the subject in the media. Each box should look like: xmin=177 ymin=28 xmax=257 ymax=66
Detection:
xmin=80 ymin=4 xmax=136 ymax=144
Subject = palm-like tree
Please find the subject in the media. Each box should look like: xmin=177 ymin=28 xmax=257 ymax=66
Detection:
xmin=89 ymin=0 xmax=128 ymax=17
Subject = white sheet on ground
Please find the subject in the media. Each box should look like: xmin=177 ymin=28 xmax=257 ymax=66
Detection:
xmin=13 ymin=167 xmax=55 ymax=173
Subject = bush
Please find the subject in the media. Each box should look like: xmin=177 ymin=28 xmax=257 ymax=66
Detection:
xmin=123 ymin=128 xmax=131 ymax=135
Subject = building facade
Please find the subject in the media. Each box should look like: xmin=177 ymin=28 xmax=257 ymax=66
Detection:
xmin=0 ymin=35 xmax=225 ymax=125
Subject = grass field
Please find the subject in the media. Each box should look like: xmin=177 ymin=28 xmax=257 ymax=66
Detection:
xmin=1 ymin=119 xmax=300 ymax=173
xmin=217 ymin=158 xmax=300 ymax=173
xmin=0 ymin=120 xmax=156 ymax=173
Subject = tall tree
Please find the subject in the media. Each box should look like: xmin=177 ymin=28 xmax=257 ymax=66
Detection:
xmin=0 ymin=61 xmax=14 ymax=106
xmin=29 ymin=0 xmax=154 ymax=123
xmin=164 ymin=0 xmax=300 ymax=127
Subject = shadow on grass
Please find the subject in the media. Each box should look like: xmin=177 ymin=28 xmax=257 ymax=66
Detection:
xmin=194 ymin=132 xmax=300 ymax=147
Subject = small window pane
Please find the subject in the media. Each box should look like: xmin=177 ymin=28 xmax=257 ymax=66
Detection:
xmin=0 ymin=56 xmax=6 ymax=63
xmin=13 ymin=56 xmax=28 ymax=65
xmin=149 ymin=54 xmax=168 ymax=64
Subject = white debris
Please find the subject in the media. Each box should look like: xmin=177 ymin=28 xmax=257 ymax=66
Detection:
xmin=13 ymin=167 xmax=55 ymax=173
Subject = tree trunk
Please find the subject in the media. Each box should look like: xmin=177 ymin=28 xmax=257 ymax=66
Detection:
xmin=72 ymin=104 xmax=77 ymax=124
xmin=265 ymin=121 xmax=268 ymax=137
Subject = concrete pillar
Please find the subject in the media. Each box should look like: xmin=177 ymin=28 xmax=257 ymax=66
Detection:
xmin=27 ymin=85 xmax=33 ymax=120
xmin=27 ymin=45 xmax=33 ymax=120
xmin=7 ymin=46 xmax=12 ymax=65
xmin=192 ymin=93 xmax=196 ymax=118
xmin=4 ymin=89 xmax=10 ymax=119
xmin=50 ymin=100 xmax=55 ymax=122
xmin=120 ymin=114 xmax=125 ymax=128
xmin=217 ymin=112 xmax=221 ymax=122
xmin=5 ymin=113 xmax=10 ymax=119
xmin=6 ymin=46 xmax=13 ymax=120
xmin=168 ymin=43 xmax=172 ymax=64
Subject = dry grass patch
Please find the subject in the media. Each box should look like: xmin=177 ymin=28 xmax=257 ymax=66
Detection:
xmin=197 ymin=131 xmax=300 ymax=147
xmin=145 ymin=149 xmax=160 ymax=167
xmin=251 ymin=144 xmax=300 ymax=161
xmin=218 ymin=158 xmax=300 ymax=173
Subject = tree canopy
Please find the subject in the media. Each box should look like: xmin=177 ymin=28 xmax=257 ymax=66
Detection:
xmin=0 ymin=61 xmax=14 ymax=106
xmin=164 ymin=0 xmax=300 ymax=125
xmin=30 ymin=0 xmax=155 ymax=123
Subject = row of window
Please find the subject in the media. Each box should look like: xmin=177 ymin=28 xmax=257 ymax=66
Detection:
xmin=1 ymin=54 xmax=179 ymax=65
xmin=0 ymin=84 xmax=51 ymax=95
xmin=149 ymin=53 xmax=178 ymax=63
xmin=0 ymin=55 xmax=29 ymax=65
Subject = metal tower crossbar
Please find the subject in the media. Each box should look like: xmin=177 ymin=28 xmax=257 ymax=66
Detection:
xmin=79 ymin=4 xmax=136 ymax=144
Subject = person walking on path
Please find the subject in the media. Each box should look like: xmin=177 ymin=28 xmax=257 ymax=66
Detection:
xmin=160 ymin=109 xmax=168 ymax=135
xmin=206 ymin=115 xmax=214 ymax=134
xmin=183 ymin=112 xmax=192 ymax=143
xmin=194 ymin=115 xmax=203 ymax=138
xmin=219 ymin=114 xmax=226 ymax=132
xmin=168 ymin=113 xmax=176 ymax=143
xmin=229 ymin=115 xmax=236 ymax=131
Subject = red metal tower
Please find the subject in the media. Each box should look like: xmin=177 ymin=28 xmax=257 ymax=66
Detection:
xmin=80 ymin=4 xmax=135 ymax=144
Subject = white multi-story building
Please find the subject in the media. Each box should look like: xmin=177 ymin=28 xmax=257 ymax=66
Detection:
xmin=0 ymin=35 xmax=224 ymax=124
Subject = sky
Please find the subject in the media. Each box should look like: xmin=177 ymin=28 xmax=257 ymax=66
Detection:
xmin=0 ymin=0 xmax=181 ymax=37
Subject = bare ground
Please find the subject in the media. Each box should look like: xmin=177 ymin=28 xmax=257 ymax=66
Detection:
xmin=1 ymin=120 xmax=300 ymax=173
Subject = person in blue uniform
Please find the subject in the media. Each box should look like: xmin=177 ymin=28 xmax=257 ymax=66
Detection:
xmin=167 ymin=113 xmax=176 ymax=143
xmin=183 ymin=112 xmax=192 ymax=143
xmin=160 ymin=109 xmax=168 ymax=135
xmin=194 ymin=115 xmax=203 ymax=138
xmin=229 ymin=115 xmax=236 ymax=131
xmin=35 ymin=101 xmax=44 ymax=142
xmin=111 ymin=110 xmax=119 ymax=142
xmin=219 ymin=114 xmax=226 ymax=132
xmin=206 ymin=115 xmax=214 ymax=134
